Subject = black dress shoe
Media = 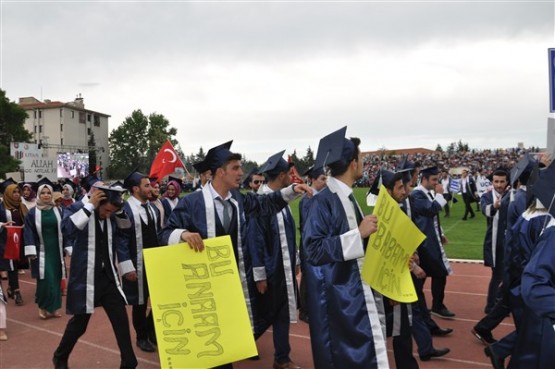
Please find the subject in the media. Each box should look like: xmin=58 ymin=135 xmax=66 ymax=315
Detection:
xmin=419 ymin=347 xmax=450 ymax=361
xmin=52 ymin=356 xmax=69 ymax=369
xmin=431 ymin=327 xmax=454 ymax=336
xmin=471 ymin=327 xmax=497 ymax=345
xmin=431 ymin=307 xmax=456 ymax=319
xmin=485 ymin=345 xmax=505 ymax=369
xmin=136 ymin=339 xmax=156 ymax=352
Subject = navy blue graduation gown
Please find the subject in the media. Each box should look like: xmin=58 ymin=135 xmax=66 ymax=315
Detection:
xmin=23 ymin=206 xmax=69 ymax=280
xmin=246 ymin=184 xmax=298 ymax=337
xmin=117 ymin=200 xmax=161 ymax=305
xmin=480 ymin=190 xmax=509 ymax=267
xmin=410 ymin=186 xmax=451 ymax=277
xmin=159 ymin=184 xmax=289 ymax=330
xmin=302 ymin=177 xmax=389 ymax=369
xmin=509 ymin=222 xmax=555 ymax=369
xmin=61 ymin=201 xmax=130 ymax=314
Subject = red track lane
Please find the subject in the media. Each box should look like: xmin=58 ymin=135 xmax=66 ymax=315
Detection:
xmin=0 ymin=262 xmax=509 ymax=369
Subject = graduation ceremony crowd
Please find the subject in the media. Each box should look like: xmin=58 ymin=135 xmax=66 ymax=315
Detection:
xmin=1 ymin=126 xmax=555 ymax=369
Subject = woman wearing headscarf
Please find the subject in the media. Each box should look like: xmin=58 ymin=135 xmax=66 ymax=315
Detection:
xmin=23 ymin=181 xmax=70 ymax=319
xmin=21 ymin=183 xmax=36 ymax=210
xmin=61 ymin=183 xmax=75 ymax=208
xmin=161 ymin=178 xmax=182 ymax=218
xmin=0 ymin=184 xmax=29 ymax=306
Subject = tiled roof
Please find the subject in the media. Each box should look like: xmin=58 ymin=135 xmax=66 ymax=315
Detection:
xmin=363 ymin=147 xmax=437 ymax=156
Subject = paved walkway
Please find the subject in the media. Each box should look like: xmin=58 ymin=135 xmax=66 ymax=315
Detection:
xmin=0 ymin=261 xmax=508 ymax=368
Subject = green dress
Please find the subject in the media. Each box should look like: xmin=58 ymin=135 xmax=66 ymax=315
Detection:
xmin=35 ymin=209 xmax=62 ymax=313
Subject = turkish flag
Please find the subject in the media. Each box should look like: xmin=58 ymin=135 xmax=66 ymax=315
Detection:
xmin=149 ymin=140 xmax=186 ymax=180
xmin=4 ymin=226 xmax=23 ymax=261
xmin=288 ymin=155 xmax=305 ymax=185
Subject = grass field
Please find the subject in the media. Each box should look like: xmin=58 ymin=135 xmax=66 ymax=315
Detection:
xmin=288 ymin=188 xmax=486 ymax=261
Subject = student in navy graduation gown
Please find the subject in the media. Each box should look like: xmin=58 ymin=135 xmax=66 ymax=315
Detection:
xmin=160 ymin=141 xmax=310 ymax=369
xmin=246 ymin=150 xmax=302 ymax=369
xmin=302 ymin=127 xmax=389 ymax=369
xmin=53 ymin=186 xmax=137 ymax=369
xmin=410 ymin=165 xmax=454 ymax=319
xmin=480 ymin=169 xmax=510 ymax=314
xmin=119 ymin=170 xmax=162 ymax=353
xmin=297 ymin=165 xmax=327 ymax=323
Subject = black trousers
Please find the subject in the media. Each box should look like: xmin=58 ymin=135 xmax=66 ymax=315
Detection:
xmin=54 ymin=273 xmax=137 ymax=369
xmin=462 ymin=194 xmax=475 ymax=219
xmin=431 ymin=275 xmax=447 ymax=311
xmin=132 ymin=268 xmax=155 ymax=340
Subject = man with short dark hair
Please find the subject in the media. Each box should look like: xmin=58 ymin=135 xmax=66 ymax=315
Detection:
xmin=53 ymin=187 xmax=137 ymax=369
xmin=160 ymin=141 xmax=310 ymax=369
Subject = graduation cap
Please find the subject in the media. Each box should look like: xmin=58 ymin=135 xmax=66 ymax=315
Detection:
xmin=32 ymin=177 xmax=55 ymax=193
xmin=420 ymin=166 xmax=439 ymax=177
xmin=314 ymin=126 xmax=356 ymax=170
xmin=204 ymin=140 xmax=233 ymax=173
xmin=396 ymin=156 xmax=414 ymax=171
xmin=193 ymin=160 xmax=210 ymax=174
xmin=531 ymin=161 xmax=555 ymax=217
xmin=81 ymin=174 xmax=100 ymax=192
xmin=242 ymin=167 xmax=260 ymax=188
xmin=259 ymin=150 xmax=291 ymax=177
xmin=108 ymin=180 xmax=124 ymax=189
xmin=302 ymin=165 xmax=325 ymax=179
xmin=166 ymin=176 xmax=183 ymax=194
xmin=94 ymin=185 xmax=127 ymax=207
xmin=0 ymin=178 xmax=17 ymax=194
xmin=510 ymin=154 xmax=537 ymax=186
xmin=525 ymin=164 xmax=540 ymax=206
xmin=123 ymin=169 xmax=148 ymax=190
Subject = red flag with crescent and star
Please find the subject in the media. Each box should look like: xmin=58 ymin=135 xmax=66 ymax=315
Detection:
xmin=288 ymin=155 xmax=305 ymax=184
xmin=4 ymin=226 xmax=23 ymax=260
xmin=149 ymin=140 xmax=186 ymax=181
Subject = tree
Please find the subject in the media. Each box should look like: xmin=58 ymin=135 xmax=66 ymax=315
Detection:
xmin=435 ymin=144 xmax=443 ymax=152
xmin=0 ymin=89 xmax=32 ymax=178
xmin=107 ymin=110 xmax=179 ymax=179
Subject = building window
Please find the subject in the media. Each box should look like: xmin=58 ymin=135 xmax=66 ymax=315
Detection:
xmin=34 ymin=126 xmax=37 ymax=133
xmin=87 ymin=113 xmax=91 ymax=122
xmin=60 ymin=123 xmax=63 ymax=132
xmin=79 ymin=112 xmax=85 ymax=123
xmin=61 ymin=138 xmax=63 ymax=145
xmin=38 ymin=110 xmax=42 ymax=118
xmin=87 ymin=128 xmax=91 ymax=135
xmin=60 ymin=109 xmax=63 ymax=117
xmin=71 ymin=111 xmax=75 ymax=119
xmin=39 ymin=125 xmax=42 ymax=133
xmin=34 ymin=110 xmax=37 ymax=119
xmin=94 ymin=115 xmax=100 ymax=127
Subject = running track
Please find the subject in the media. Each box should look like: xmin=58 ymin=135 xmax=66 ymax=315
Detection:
xmin=0 ymin=262 xmax=509 ymax=369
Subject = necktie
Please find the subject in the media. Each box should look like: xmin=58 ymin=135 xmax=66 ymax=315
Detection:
xmin=217 ymin=198 xmax=231 ymax=232
xmin=141 ymin=203 xmax=152 ymax=225
xmin=348 ymin=193 xmax=363 ymax=225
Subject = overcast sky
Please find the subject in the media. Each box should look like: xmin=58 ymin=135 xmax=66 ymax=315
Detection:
xmin=1 ymin=1 xmax=554 ymax=163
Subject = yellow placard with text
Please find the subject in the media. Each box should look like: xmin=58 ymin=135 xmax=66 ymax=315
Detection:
xmin=361 ymin=185 xmax=426 ymax=303
xmin=143 ymin=236 xmax=257 ymax=369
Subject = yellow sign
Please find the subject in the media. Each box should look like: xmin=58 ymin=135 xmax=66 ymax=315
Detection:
xmin=144 ymin=236 xmax=258 ymax=369
xmin=361 ymin=185 xmax=426 ymax=303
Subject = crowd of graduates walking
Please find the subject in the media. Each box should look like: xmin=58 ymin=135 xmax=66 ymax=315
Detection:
xmin=1 ymin=128 xmax=555 ymax=369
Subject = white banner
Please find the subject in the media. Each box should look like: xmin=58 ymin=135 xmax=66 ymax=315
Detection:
xmin=10 ymin=142 xmax=57 ymax=182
